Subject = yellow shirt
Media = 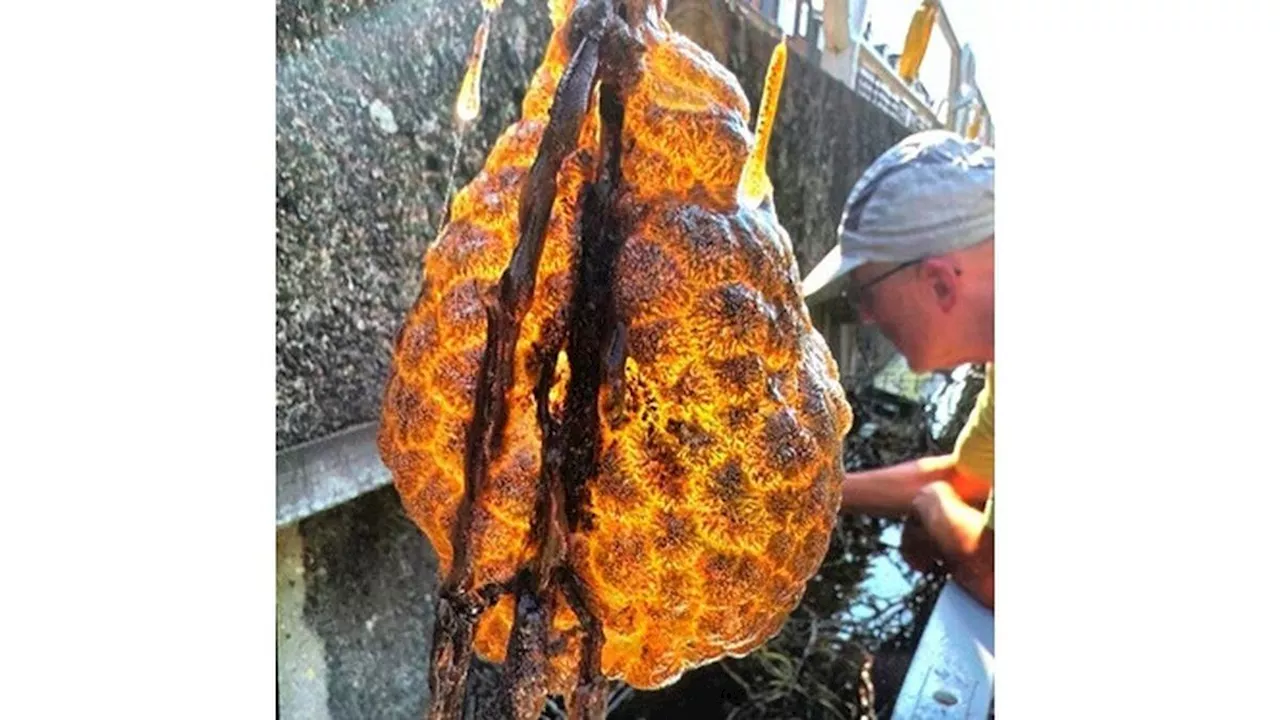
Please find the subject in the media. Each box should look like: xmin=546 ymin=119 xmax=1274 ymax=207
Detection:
xmin=952 ymin=364 xmax=995 ymax=530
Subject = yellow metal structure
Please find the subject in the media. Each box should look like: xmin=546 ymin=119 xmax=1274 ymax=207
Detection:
xmin=898 ymin=0 xmax=938 ymax=84
xmin=967 ymin=106 xmax=984 ymax=140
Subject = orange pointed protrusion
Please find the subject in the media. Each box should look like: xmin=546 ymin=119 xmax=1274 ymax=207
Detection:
xmin=738 ymin=38 xmax=787 ymax=208
xmin=455 ymin=12 xmax=493 ymax=126
xmin=548 ymin=0 xmax=574 ymax=27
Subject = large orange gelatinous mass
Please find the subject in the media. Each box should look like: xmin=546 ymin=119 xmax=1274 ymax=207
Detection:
xmin=378 ymin=0 xmax=853 ymax=694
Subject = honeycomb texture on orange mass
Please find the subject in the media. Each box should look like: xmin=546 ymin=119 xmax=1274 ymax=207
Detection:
xmin=378 ymin=2 xmax=853 ymax=693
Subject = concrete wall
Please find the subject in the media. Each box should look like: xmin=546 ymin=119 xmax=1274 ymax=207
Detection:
xmin=278 ymin=489 xmax=438 ymax=720
xmin=276 ymin=2 xmax=545 ymax=715
xmin=276 ymin=0 xmax=552 ymax=450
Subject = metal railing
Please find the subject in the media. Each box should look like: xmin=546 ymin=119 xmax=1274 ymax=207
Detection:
xmin=739 ymin=0 xmax=994 ymax=145
xmin=276 ymin=421 xmax=389 ymax=527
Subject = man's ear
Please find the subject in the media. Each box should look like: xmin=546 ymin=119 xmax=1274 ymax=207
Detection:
xmin=920 ymin=257 xmax=959 ymax=313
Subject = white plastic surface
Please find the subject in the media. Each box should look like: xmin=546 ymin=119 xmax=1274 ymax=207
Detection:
xmin=891 ymin=580 xmax=994 ymax=719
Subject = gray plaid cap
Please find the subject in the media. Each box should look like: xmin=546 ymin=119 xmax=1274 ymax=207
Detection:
xmin=802 ymin=129 xmax=995 ymax=302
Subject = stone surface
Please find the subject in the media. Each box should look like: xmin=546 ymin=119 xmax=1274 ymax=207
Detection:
xmin=278 ymin=525 xmax=333 ymax=719
xmin=276 ymin=0 xmax=551 ymax=449
xmin=278 ymin=487 xmax=439 ymax=720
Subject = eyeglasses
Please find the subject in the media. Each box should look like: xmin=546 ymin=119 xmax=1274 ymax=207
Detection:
xmin=842 ymin=260 xmax=921 ymax=319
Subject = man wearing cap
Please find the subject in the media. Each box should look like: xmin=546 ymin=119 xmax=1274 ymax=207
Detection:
xmin=802 ymin=129 xmax=995 ymax=609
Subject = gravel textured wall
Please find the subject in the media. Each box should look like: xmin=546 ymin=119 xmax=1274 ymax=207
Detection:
xmin=276 ymin=0 xmax=551 ymax=449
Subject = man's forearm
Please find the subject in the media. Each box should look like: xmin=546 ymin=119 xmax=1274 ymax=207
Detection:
xmin=840 ymin=456 xmax=956 ymax=516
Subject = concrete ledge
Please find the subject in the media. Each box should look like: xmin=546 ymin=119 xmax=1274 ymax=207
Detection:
xmin=276 ymin=422 xmax=391 ymax=527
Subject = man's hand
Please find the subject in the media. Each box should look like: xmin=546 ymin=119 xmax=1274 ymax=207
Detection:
xmin=902 ymin=481 xmax=994 ymax=609
xmin=900 ymin=513 xmax=943 ymax=574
